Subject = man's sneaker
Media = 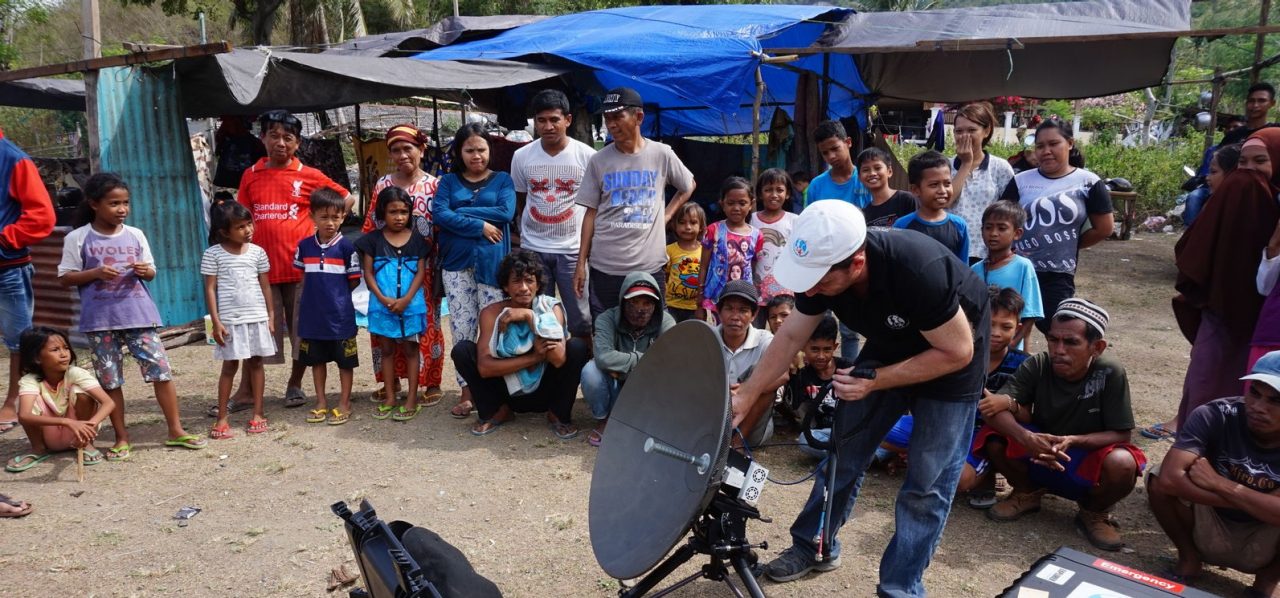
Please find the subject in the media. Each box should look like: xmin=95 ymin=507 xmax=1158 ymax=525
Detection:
xmin=987 ymin=488 xmax=1044 ymax=522
xmin=761 ymin=546 xmax=841 ymax=583
xmin=1076 ymin=509 xmax=1124 ymax=551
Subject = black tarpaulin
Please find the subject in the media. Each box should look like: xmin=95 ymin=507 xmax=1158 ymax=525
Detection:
xmin=173 ymin=48 xmax=566 ymax=117
xmin=0 ymin=77 xmax=86 ymax=111
xmin=327 ymin=15 xmax=549 ymax=56
xmin=817 ymin=0 xmax=1191 ymax=102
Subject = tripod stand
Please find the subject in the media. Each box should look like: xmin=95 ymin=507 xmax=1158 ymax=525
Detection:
xmin=621 ymin=491 xmax=769 ymax=598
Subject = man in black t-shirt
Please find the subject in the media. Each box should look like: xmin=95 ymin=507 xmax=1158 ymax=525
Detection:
xmin=733 ymin=200 xmax=989 ymax=593
xmin=1147 ymin=351 xmax=1280 ymax=595
xmin=1219 ymin=82 xmax=1277 ymax=147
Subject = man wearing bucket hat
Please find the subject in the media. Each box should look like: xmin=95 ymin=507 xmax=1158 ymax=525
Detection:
xmin=1147 ymin=350 xmax=1280 ymax=594
xmin=573 ymin=87 xmax=695 ymax=323
xmin=732 ymin=199 xmax=990 ymax=595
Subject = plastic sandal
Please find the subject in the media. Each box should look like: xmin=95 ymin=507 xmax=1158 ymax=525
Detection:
xmin=373 ymin=405 xmax=396 ymax=420
xmin=421 ymin=388 xmax=444 ymax=407
xmin=246 ymin=419 xmax=269 ymax=434
xmin=1140 ymin=423 xmax=1175 ymax=440
xmin=106 ymin=444 xmax=132 ymax=462
xmin=164 ymin=434 xmax=208 ymax=449
xmin=5 ymin=453 xmax=50 ymax=473
xmin=392 ymin=404 xmax=424 ymax=422
xmin=450 ymin=400 xmax=475 ymax=419
xmin=81 ymin=448 xmax=103 ymax=466
xmin=550 ymin=421 xmax=580 ymax=441
xmin=588 ymin=429 xmax=604 ymax=447
xmin=0 ymin=493 xmax=32 ymax=517
xmin=306 ymin=409 xmax=328 ymax=424
xmin=327 ymin=409 xmax=350 ymax=426
xmin=210 ymin=423 xmax=234 ymax=440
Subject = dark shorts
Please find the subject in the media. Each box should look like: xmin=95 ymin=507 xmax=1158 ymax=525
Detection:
xmin=298 ymin=337 xmax=359 ymax=369
xmin=973 ymin=424 xmax=1147 ymax=501
xmin=1034 ymin=271 xmax=1075 ymax=333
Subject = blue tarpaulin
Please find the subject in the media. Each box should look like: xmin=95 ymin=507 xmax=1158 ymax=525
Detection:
xmin=414 ymin=5 xmax=869 ymax=138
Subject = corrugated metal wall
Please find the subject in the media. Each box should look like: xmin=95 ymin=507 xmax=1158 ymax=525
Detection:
xmin=95 ymin=66 xmax=205 ymax=326
xmin=29 ymin=227 xmax=86 ymax=346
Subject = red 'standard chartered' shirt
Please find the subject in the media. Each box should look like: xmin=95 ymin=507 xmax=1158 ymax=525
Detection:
xmin=237 ymin=157 xmax=348 ymax=284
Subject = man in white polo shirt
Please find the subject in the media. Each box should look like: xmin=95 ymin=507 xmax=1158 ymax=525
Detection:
xmin=511 ymin=89 xmax=596 ymax=337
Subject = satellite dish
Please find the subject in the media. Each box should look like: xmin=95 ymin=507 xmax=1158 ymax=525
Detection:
xmin=588 ymin=321 xmax=731 ymax=580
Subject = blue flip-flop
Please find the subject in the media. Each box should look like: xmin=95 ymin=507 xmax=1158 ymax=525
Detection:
xmin=1140 ymin=423 xmax=1175 ymax=440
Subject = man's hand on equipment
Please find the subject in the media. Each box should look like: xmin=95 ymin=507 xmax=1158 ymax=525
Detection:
xmin=831 ymin=366 xmax=877 ymax=401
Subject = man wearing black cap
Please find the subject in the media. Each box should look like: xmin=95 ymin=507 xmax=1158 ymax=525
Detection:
xmin=976 ymin=298 xmax=1144 ymax=552
xmin=573 ymin=87 xmax=696 ymax=322
xmin=716 ymin=279 xmax=786 ymax=447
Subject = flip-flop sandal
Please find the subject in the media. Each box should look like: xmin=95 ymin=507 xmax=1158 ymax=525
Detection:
xmin=588 ymin=429 xmax=604 ymax=447
xmin=306 ymin=409 xmax=328 ymax=424
xmin=210 ymin=423 xmax=234 ymax=440
xmin=392 ymin=404 xmax=424 ymax=422
xmin=327 ymin=409 xmax=350 ymax=426
xmin=5 ymin=453 xmax=51 ymax=473
xmin=450 ymin=400 xmax=475 ymax=419
xmin=81 ymin=448 xmax=103 ymax=466
xmin=371 ymin=384 xmax=402 ymax=403
xmin=246 ymin=419 xmax=269 ymax=434
xmin=0 ymin=420 xmax=17 ymax=434
xmin=1140 ymin=423 xmax=1176 ymax=440
xmin=0 ymin=493 xmax=32 ymax=518
xmin=549 ymin=421 xmax=580 ymax=441
xmin=372 ymin=405 xmax=396 ymax=420
xmin=283 ymin=388 xmax=307 ymax=408
xmin=106 ymin=444 xmax=132 ymax=462
xmin=421 ymin=389 xmax=444 ymax=407
xmin=206 ymin=401 xmax=251 ymax=418
xmin=470 ymin=418 xmax=506 ymax=436
xmin=164 ymin=434 xmax=208 ymax=449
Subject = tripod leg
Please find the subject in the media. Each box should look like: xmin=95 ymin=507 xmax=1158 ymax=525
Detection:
xmin=729 ymin=553 xmax=766 ymax=598
xmin=622 ymin=543 xmax=698 ymax=598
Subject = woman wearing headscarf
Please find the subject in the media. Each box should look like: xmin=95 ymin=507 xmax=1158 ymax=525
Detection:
xmin=1163 ymin=128 xmax=1280 ymax=435
xmin=362 ymin=124 xmax=446 ymax=408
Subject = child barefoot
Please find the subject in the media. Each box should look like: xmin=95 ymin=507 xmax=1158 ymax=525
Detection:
xmin=664 ymin=202 xmax=706 ymax=323
xmin=57 ymin=173 xmax=205 ymax=458
xmin=202 ymin=202 xmax=275 ymax=439
xmin=6 ymin=327 xmax=115 ymax=473
xmin=295 ymin=189 xmax=361 ymax=425
xmin=356 ymin=187 xmax=430 ymax=421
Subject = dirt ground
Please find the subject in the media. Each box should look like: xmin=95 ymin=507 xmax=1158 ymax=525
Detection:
xmin=0 ymin=232 xmax=1256 ymax=597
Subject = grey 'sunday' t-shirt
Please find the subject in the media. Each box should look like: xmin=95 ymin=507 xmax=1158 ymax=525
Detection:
xmin=576 ymin=139 xmax=695 ymax=275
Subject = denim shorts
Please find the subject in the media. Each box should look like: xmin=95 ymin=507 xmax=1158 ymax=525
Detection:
xmin=0 ymin=265 xmax=34 ymax=351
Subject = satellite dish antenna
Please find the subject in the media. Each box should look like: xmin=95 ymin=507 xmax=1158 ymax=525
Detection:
xmin=589 ymin=321 xmax=770 ymax=597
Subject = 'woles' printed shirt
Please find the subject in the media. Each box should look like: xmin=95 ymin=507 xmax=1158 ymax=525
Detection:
xmin=58 ymin=224 xmax=162 ymax=332
xmin=577 ymin=140 xmax=694 ymax=275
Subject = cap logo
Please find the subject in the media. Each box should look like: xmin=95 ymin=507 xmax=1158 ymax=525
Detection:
xmin=605 ymin=93 xmax=620 ymax=103
xmin=793 ymin=239 xmax=809 ymax=257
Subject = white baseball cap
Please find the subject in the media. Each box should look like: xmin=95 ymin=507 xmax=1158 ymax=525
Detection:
xmin=773 ymin=199 xmax=867 ymax=293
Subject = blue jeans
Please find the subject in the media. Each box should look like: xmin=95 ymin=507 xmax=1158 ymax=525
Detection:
xmin=533 ymin=251 xmax=592 ymax=338
xmin=796 ymin=428 xmax=830 ymax=460
xmin=788 ymin=390 xmax=977 ymax=598
xmin=839 ymin=322 xmax=861 ymax=362
xmin=1182 ymin=186 xmax=1210 ymax=227
xmin=580 ymin=361 xmax=622 ymax=421
xmin=0 ymin=265 xmax=34 ymax=351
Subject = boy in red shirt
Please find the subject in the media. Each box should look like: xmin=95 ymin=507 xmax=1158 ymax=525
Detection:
xmin=0 ymin=128 xmax=56 ymax=435
xmin=231 ymin=111 xmax=351 ymax=409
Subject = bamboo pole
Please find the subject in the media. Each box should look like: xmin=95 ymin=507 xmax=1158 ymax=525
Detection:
xmin=752 ymin=65 xmax=764 ymax=182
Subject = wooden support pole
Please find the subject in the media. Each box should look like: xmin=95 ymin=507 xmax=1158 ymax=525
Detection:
xmin=752 ymin=65 xmax=764 ymax=183
xmin=1254 ymin=0 xmax=1273 ymax=85
xmin=0 ymin=42 xmax=233 ymax=83
xmin=83 ymin=0 xmax=101 ymax=170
